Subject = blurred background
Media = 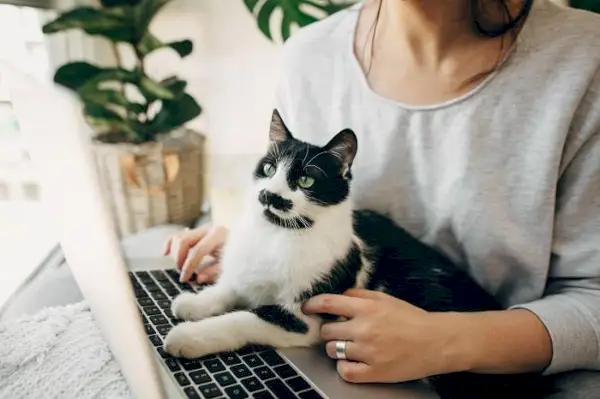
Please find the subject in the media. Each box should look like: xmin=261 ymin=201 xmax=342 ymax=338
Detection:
xmin=0 ymin=0 xmax=595 ymax=317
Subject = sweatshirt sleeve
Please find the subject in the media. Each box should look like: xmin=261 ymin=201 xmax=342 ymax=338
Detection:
xmin=511 ymin=131 xmax=600 ymax=375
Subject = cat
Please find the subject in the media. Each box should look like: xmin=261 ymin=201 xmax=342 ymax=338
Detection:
xmin=163 ymin=109 xmax=551 ymax=399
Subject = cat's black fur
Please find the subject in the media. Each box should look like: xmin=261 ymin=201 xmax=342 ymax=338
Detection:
xmin=255 ymin=110 xmax=553 ymax=399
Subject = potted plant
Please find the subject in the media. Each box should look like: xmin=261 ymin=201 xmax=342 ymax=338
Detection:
xmin=42 ymin=0 xmax=205 ymax=237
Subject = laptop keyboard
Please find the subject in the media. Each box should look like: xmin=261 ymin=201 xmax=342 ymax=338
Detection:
xmin=130 ymin=270 xmax=324 ymax=399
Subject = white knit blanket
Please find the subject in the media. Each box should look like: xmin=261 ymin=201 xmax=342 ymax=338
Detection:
xmin=0 ymin=302 xmax=132 ymax=399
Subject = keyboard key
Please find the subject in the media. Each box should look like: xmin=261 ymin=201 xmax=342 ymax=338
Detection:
xmin=137 ymin=297 xmax=153 ymax=307
xmin=151 ymin=291 xmax=167 ymax=301
xmin=265 ymin=379 xmax=294 ymax=398
xmin=134 ymin=288 xmax=148 ymax=298
xmin=253 ymin=391 xmax=275 ymax=399
xmin=151 ymin=270 xmax=169 ymax=281
xmin=155 ymin=324 xmax=171 ymax=336
xmin=236 ymin=345 xmax=272 ymax=356
xmin=143 ymin=305 xmax=161 ymax=316
xmin=158 ymin=278 xmax=176 ymax=289
xmin=240 ymin=377 xmax=263 ymax=392
xmin=181 ymin=358 xmax=203 ymax=371
xmin=149 ymin=315 xmax=168 ymax=325
xmin=299 ymin=390 xmax=324 ymax=399
xmin=273 ymin=364 xmax=297 ymax=379
xmin=166 ymin=269 xmax=180 ymax=281
xmin=230 ymin=364 xmax=252 ymax=379
xmin=149 ymin=335 xmax=162 ymax=346
xmin=136 ymin=271 xmax=153 ymax=281
xmin=204 ymin=358 xmax=225 ymax=373
xmin=145 ymin=282 xmax=161 ymax=291
xmin=242 ymin=354 xmax=263 ymax=368
xmin=214 ymin=371 xmax=235 ymax=387
xmin=144 ymin=324 xmax=155 ymax=335
xmin=183 ymin=386 xmax=200 ymax=399
xmin=197 ymin=383 xmax=222 ymax=398
xmin=286 ymin=376 xmax=311 ymax=392
xmin=163 ymin=309 xmax=174 ymax=319
xmin=259 ymin=351 xmax=285 ymax=367
xmin=165 ymin=358 xmax=180 ymax=372
xmin=156 ymin=299 xmax=171 ymax=309
xmin=254 ymin=366 xmax=275 ymax=381
xmin=165 ymin=288 xmax=180 ymax=297
xmin=174 ymin=372 xmax=191 ymax=387
xmin=220 ymin=352 xmax=241 ymax=365
xmin=224 ymin=385 xmax=249 ymax=399
xmin=156 ymin=347 xmax=171 ymax=359
xmin=189 ymin=370 xmax=211 ymax=385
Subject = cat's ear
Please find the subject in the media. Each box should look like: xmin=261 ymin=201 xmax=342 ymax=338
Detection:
xmin=269 ymin=109 xmax=293 ymax=143
xmin=323 ymin=129 xmax=358 ymax=176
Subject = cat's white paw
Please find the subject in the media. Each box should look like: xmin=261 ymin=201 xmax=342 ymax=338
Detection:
xmin=163 ymin=321 xmax=232 ymax=359
xmin=171 ymin=292 xmax=204 ymax=321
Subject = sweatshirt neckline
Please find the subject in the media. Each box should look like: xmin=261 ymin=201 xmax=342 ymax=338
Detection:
xmin=344 ymin=0 xmax=538 ymax=111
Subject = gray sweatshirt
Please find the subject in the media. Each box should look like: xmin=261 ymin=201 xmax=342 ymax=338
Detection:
xmin=274 ymin=0 xmax=600 ymax=376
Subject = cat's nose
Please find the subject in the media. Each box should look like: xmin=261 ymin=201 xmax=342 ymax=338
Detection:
xmin=258 ymin=189 xmax=292 ymax=211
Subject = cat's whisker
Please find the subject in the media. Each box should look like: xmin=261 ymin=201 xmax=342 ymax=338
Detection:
xmin=328 ymin=150 xmax=344 ymax=163
xmin=306 ymin=164 xmax=328 ymax=178
xmin=304 ymin=150 xmax=328 ymax=167
xmin=301 ymin=144 xmax=310 ymax=167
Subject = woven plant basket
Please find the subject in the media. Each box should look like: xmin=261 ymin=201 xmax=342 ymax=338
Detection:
xmin=92 ymin=128 xmax=206 ymax=237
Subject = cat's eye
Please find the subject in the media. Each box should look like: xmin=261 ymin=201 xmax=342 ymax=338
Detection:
xmin=263 ymin=162 xmax=276 ymax=177
xmin=297 ymin=175 xmax=315 ymax=189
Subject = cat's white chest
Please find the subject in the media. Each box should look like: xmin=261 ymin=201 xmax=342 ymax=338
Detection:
xmin=218 ymin=211 xmax=351 ymax=305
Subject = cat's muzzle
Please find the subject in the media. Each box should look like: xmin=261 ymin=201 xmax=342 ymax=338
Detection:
xmin=258 ymin=189 xmax=293 ymax=212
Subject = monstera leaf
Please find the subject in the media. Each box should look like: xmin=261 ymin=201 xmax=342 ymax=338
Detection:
xmin=570 ymin=0 xmax=600 ymax=13
xmin=243 ymin=0 xmax=355 ymax=41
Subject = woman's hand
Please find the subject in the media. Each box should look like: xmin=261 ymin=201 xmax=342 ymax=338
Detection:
xmin=302 ymin=289 xmax=458 ymax=384
xmin=162 ymin=224 xmax=228 ymax=284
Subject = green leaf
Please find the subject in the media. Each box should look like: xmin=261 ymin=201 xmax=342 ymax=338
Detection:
xmin=168 ymin=40 xmax=193 ymax=57
xmin=133 ymin=0 xmax=169 ymax=40
xmin=100 ymin=0 xmax=143 ymax=7
xmin=42 ymin=6 xmax=135 ymax=43
xmin=137 ymin=33 xmax=193 ymax=57
xmin=54 ymin=62 xmax=104 ymax=91
xmin=80 ymin=88 xmax=130 ymax=107
xmin=161 ymin=77 xmax=187 ymax=98
xmin=139 ymin=76 xmax=175 ymax=100
xmin=243 ymin=0 xmax=355 ymax=42
xmin=80 ymin=85 xmax=145 ymax=114
xmin=148 ymin=93 xmax=201 ymax=133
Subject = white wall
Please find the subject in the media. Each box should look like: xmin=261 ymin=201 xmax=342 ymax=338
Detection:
xmin=148 ymin=0 xmax=281 ymax=194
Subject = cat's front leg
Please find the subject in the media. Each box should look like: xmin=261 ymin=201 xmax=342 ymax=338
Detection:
xmin=171 ymin=284 xmax=238 ymax=321
xmin=164 ymin=304 xmax=322 ymax=358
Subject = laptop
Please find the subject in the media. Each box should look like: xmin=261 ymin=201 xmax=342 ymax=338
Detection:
xmin=4 ymin=63 xmax=438 ymax=399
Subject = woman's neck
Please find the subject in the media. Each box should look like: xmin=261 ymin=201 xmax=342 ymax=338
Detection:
xmin=381 ymin=0 xmax=474 ymax=62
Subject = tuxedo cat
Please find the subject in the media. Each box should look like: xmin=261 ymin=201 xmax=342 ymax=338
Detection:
xmin=164 ymin=110 xmax=550 ymax=398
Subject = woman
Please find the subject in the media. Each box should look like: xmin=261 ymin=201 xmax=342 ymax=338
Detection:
xmin=164 ymin=0 xmax=600 ymax=395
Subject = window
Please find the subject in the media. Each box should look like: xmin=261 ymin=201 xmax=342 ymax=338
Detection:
xmin=0 ymin=3 xmax=57 ymax=308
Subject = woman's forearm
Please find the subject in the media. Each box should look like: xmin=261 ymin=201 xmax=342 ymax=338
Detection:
xmin=436 ymin=309 xmax=553 ymax=375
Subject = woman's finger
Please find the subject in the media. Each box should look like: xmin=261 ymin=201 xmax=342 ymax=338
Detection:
xmin=325 ymin=340 xmax=367 ymax=363
xmin=196 ymin=263 xmax=221 ymax=284
xmin=344 ymin=288 xmax=388 ymax=301
xmin=320 ymin=319 xmax=357 ymax=341
xmin=336 ymin=360 xmax=374 ymax=383
xmin=162 ymin=236 xmax=173 ymax=256
xmin=302 ymin=294 xmax=365 ymax=318
xmin=180 ymin=229 xmax=224 ymax=282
